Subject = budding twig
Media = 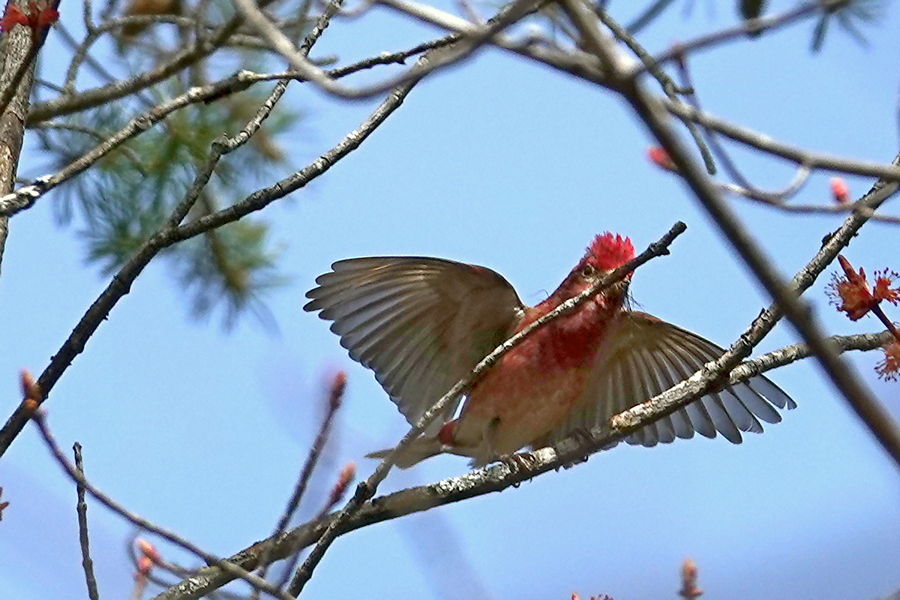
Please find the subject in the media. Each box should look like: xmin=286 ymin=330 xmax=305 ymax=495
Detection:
xmin=73 ymin=443 xmax=100 ymax=600
xmin=28 ymin=407 xmax=294 ymax=600
xmin=253 ymin=371 xmax=347 ymax=595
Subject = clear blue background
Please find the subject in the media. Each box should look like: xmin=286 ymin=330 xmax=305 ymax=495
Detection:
xmin=1 ymin=1 xmax=899 ymax=599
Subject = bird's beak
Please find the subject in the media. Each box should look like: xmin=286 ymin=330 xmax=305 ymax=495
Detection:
xmin=606 ymin=279 xmax=631 ymax=307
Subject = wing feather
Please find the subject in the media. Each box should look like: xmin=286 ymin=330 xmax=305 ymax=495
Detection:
xmin=639 ymin=346 xmax=695 ymax=440
xmin=305 ymin=257 xmax=524 ymax=429
xmin=537 ymin=311 xmax=795 ymax=449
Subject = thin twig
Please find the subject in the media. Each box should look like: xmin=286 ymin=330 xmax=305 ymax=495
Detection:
xmin=234 ymin=0 xmax=540 ymax=99
xmin=664 ymin=99 xmax=900 ymax=183
xmin=670 ymin=54 xmax=821 ymax=206
xmin=593 ymin=8 xmax=715 ymax=174
xmin=0 ymin=44 xmax=428 ymax=458
xmin=62 ymin=14 xmax=197 ymax=94
xmin=26 ymin=12 xmax=244 ymax=123
xmin=167 ymin=72 xmax=422 ymax=239
xmin=729 ymin=331 xmax=894 ymax=382
xmin=717 ymin=171 xmax=814 ymax=207
xmin=74 ymin=443 xmax=101 ymax=600
xmin=125 ymin=533 xmax=250 ymax=600
xmin=634 ymin=1 xmax=833 ymax=75
xmin=2 ymin=76 xmax=268 ymax=217
xmin=719 ymin=195 xmax=900 ymax=224
xmin=29 ymin=409 xmax=296 ymax=600
xmin=4 ymin=36 xmax=460 ymax=217
xmin=252 ymin=372 xmax=345 ymax=596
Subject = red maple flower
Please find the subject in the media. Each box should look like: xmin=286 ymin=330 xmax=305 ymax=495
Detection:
xmin=876 ymin=341 xmax=900 ymax=381
xmin=135 ymin=555 xmax=153 ymax=579
xmin=136 ymin=538 xmax=161 ymax=564
xmin=33 ymin=2 xmax=57 ymax=27
xmin=826 ymin=256 xmax=900 ymax=321
xmin=0 ymin=1 xmax=58 ymax=33
xmin=827 ymin=257 xmax=878 ymax=321
xmin=873 ymin=269 xmax=900 ymax=305
xmin=0 ymin=4 xmax=28 ymax=31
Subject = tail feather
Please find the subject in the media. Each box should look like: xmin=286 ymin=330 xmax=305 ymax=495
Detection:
xmin=366 ymin=436 xmax=444 ymax=469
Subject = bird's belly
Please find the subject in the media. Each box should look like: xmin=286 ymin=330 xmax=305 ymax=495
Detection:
xmin=454 ymin=362 xmax=589 ymax=457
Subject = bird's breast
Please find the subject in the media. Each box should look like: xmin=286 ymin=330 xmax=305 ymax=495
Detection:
xmin=451 ymin=306 xmax=620 ymax=456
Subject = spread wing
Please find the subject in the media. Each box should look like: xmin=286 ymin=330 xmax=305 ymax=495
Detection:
xmin=537 ymin=311 xmax=796 ymax=448
xmin=305 ymin=257 xmax=524 ymax=431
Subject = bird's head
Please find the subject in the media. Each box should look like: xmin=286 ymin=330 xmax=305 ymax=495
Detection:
xmin=584 ymin=232 xmax=635 ymax=273
xmin=552 ymin=232 xmax=635 ymax=308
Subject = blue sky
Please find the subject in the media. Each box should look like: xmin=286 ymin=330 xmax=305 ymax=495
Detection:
xmin=1 ymin=1 xmax=899 ymax=599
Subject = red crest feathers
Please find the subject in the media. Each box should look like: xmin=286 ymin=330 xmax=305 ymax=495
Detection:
xmin=585 ymin=232 xmax=635 ymax=271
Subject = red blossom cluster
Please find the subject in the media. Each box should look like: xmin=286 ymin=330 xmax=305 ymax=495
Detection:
xmin=876 ymin=342 xmax=900 ymax=381
xmin=0 ymin=1 xmax=58 ymax=33
xmin=134 ymin=538 xmax=161 ymax=582
xmin=827 ymin=255 xmax=900 ymax=380
xmin=828 ymin=256 xmax=899 ymax=320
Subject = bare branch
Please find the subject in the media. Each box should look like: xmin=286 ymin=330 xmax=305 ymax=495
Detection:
xmin=30 ymin=408 xmax=296 ymax=600
xmin=558 ymin=0 xmax=900 ymax=468
xmin=26 ymin=13 xmax=243 ymax=123
xmin=74 ymin=443 xmax=101 ymax=600
xmin=664 ymin=99 xmax=900 ymax=183
xmin=150 ymin=329 xmax=889 ymax=600
xmin=4 ymin=34 xmax=459 ymax=216
xmin=233 ymin=0 xmax=542 ymax=99
xmin=633 ymin=1 xmax=824 ymax=74
xmin=0 ymin=32 xmax=426 ymax=457
xmin=253 ymin=372 xmax=346 ymax=593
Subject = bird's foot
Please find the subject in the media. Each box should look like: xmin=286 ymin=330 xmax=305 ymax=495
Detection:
xmin=499 ymin=450 xmax=539 ymax=472
xmin=569 ymin=426 xmax=596 ymax=446
xmin=554 ymin=427 xmax=596 ymax=469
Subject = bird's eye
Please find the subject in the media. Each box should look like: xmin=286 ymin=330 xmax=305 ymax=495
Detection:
xmin=580 ymin=264 xmax=596 ymax=278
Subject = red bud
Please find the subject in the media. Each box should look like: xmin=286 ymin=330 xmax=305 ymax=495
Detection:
xmin=329 ymin=462 xmax=355 ymax=505
xmin=647 ymin=147 xmax=677 ymax=172
xmin=329 ymin=370 xmax=347 ymax=409
xmin=830 ymin=177 xmax=850 ymax=204
xmin=20 ymin=369 xmax=40 ymax=402
xmin=137 ymin=538 xmax=161 ymax=564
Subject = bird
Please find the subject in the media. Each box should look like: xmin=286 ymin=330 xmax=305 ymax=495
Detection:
xmin=304 ymin=233 xmax=795 ymax=468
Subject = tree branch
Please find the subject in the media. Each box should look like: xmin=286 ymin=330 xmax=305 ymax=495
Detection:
xmin=0 ymin=17 xmax=433 ymax=457
xmin=150 ymin=328 xmax=890 ymax=600
xmin=30 ymin=409 xmax=295 ymax=600
xmin=73 ymin=443 xmax=100 ymax=600
xmin=557 ymin=0 xmax=900 ymax=468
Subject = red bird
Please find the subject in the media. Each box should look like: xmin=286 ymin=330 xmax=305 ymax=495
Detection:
xmin=304 ymin=233 xmax=795 ymax=468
